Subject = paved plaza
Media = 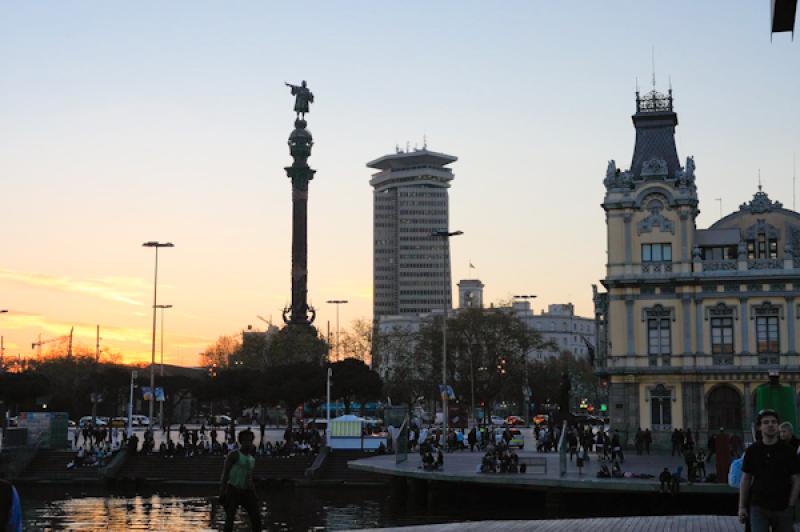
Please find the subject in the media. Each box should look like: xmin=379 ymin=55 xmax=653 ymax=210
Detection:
xmin=350 ymin=432 xmax=735 ymax=495
xmin=350 ymin=515 xmax=782 ymax=532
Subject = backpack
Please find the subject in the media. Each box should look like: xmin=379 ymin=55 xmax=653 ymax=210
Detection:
xmin=728 ymin=456 xmax=744 ymax=488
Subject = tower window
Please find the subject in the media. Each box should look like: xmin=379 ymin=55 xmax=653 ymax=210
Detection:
xmin=642 ymin=243 xmax=672 ymax=262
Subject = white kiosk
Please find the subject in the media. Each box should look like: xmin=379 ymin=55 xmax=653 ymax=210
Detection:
xmin=329 ymin=414 xmax=385 ymax=450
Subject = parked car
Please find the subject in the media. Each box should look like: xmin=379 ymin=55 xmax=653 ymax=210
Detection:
xmin=131 ymin=415 xmax=150 ymax=427
xmin=494 ymin=427 xmax=525 ymax=449
xmin=209 ymin=415 xmax=232 ymax=426
xmin=110 ymin=417 xmax=127 ymax=428
xmin=533 ymin=414 xmax=549 ymax=426
xmin=78 ymin=416 xmax=108 ymax=428
xmin=505 ymin=415 xmax=525 ymax=426
xmin=489 ymin=415 xmax=505 ymax=426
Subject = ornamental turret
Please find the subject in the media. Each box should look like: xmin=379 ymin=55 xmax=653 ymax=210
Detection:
xmin=602 ymin=87 xmax=699 ymax=279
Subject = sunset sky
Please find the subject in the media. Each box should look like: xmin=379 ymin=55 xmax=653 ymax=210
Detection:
xmin=2 ymin=2 xmax=799 ymax=366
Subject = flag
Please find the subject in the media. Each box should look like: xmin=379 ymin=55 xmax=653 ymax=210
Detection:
xmin=469 ymin=261 xmax=475 ymax=269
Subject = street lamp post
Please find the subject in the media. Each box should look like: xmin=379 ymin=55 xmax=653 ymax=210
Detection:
xmin=431 ymin=229 xmax=462 ymax=448
xmin=128 ymin=370 xmax=138 ymax=438
xmin=325 ymin=300 xmax=348 ymax=362
xmin=143 ymin=241 xmax=174 ymax=429
xmin=513 ymin=294 xmax=537 ymax=426
xmin=0 ymin=310 xmax=7 ymax=369
xmin=155 ymin=304 xmax=172 ymax=429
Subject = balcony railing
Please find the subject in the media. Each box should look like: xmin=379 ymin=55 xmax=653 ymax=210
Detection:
xmin=702 ymin=259 xmax=737 ymax=271
xmin=748 ymin=259 xmax=781 ymax=270
xmin=641 ymin=261 xmax=673 ymax=273
xmin=712 ymin=355 xmax=734 ymax=366
xmin=758 ymin=354 xmax=780 ymax=365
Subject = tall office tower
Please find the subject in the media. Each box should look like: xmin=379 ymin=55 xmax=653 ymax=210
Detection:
xmin=368 ymin=147 xmax=457 ymax=324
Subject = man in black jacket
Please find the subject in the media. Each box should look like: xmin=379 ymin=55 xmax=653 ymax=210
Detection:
xmin=739 ymin=409 xmax=800 ymax=531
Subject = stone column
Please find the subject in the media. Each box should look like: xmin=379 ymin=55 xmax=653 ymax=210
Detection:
xmin=682 ymin=295 xmax=692 ymax=356
xmin=695 ymin=299 xmax=705 ymax=355
xmin=626 ymin=298 xmax=635 ymax=356
xmin=623 ymin=212 xmax=633 ymax=276
xmin=787 ymin=296 xmax=796 ymax=354
xmin=743 ymin=381 xmax=754 ymax=441
xmin=740 ymin=298 xmax=749 ymax=354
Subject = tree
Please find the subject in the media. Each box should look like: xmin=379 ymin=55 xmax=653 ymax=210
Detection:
xmin=0 ymin=371 xmax=49 ymax=421
xmin=418 ymin=307 xmax=553 ymax=421
xmin=159 ymin=374 xmax=202 ymax=426
xmin=264 ymin=326 xmax=327 ymax=367
xmin=331 ymin=358 xmax=382 ymax=415
xmin=375 ymin=324 xmax=430 ymax=407
xmin=200 ymin=335 xmax=242 ymax=368
xmin=259 ymin=361 xmax=325 ymax=441
xmin=337 ymin=319 xmax=373 ymax=364
xmin=525 ymin=352 xmax=600 ymax=417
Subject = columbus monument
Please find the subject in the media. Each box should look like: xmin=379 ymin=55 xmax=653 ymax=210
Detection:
xmin=282 ymin=80 xmax=316 ymax=326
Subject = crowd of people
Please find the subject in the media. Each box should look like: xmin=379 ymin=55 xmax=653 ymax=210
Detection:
xmin=479 ymin=438 xmax=522 ymax=474
xmin=68 ymin=423 xmax=124 ymax=469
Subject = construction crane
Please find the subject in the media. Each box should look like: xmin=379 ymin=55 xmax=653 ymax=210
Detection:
xmin=32 ymin=327 xmax=74 ymax=358
xmin=256 ymin=315 xmax=272 ymax=326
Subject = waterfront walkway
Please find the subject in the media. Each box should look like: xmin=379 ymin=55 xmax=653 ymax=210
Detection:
xmin=350 ymin=449 xmax=735 ymax=494
xmin=351 ymin=515 xmax=768 ymax=531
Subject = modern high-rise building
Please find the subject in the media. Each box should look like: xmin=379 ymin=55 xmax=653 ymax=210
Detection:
xmin=368 ymin=147 xmax=457 ymax=323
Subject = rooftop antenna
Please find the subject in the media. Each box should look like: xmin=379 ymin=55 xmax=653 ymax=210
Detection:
xmin=423 ymin=133 xmax=427 ymax=150
xmin=405 ymin=141 xmax=410 ymax=152
xmin=715 ymin=198 xmax=723 ymax=219
xmin=758 ymin=168 xmax=763 ymax=191
xmin=651 ymin=45 xmax=656 ymax=91
xmin=395 ymin=143 xmax=400 ymax=154
xmin=794 ymin=153 xmax=796 ymax=210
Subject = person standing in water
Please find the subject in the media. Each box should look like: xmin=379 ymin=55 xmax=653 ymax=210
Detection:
xmin=220 ymin=429 xmax=261 ymax=531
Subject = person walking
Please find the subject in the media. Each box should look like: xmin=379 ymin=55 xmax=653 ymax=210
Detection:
xmin=220 ymin=429 xmax=261 ymax=532
xmin=643 ymin=428 xmax=652 ymax=455
xmin=738 ymin=409 xmax=800 ymax=532
xmin=634 ymin=428 xmax=643 ymax=455
xmin=779 ymin=422 xmax=800 ymax=454
xmin=671 ymin=428 xmax=682 ymax=457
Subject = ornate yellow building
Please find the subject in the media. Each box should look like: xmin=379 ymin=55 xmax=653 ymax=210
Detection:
xmin=594 ymin=87 xmax=800 ymax=448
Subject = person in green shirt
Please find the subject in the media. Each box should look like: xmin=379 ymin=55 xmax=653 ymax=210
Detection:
xmin=220 ymin=429 xmax=261 ymax=531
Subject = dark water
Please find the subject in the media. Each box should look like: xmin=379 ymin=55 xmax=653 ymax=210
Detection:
xmin=19 ymin=484 xmax=737 ymax=531
xmin=20 ymin=487 xmax=464 ymax=531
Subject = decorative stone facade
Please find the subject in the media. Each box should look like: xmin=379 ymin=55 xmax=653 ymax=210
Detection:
xmin=594 ymin=87 xmax=800 ymax=450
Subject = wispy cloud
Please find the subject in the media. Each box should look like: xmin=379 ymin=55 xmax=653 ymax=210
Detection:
xmin=1 ymin=312 xmax=211 ymax=364
xmin=0 ymin=268 xmax=145 ymax=306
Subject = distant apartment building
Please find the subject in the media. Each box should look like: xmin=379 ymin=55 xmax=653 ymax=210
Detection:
xmin=509 ymin=301 xmax=596 ymax=361
xmin=374 ymin=276 xmax=595 ymax=382
xmin=369 ymin=147 xmax=457 ymax=324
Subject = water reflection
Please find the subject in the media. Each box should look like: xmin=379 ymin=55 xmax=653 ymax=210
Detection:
xmin=22 ymin=489 xmax=394 ymax=531
xmin=20 ymin=482 xmax=736 ymax=530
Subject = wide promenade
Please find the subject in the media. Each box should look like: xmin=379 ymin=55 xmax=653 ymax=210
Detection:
xmin=350 ymin=446 xmax=735 ymax=495
xmin=351 ymin=515 xmax=783 ymax=532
